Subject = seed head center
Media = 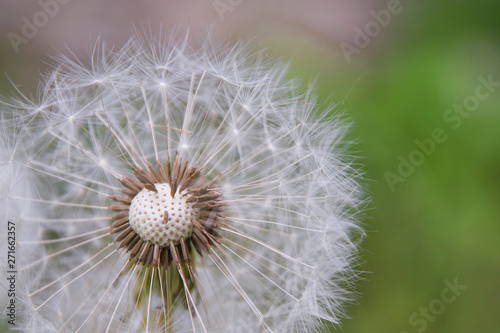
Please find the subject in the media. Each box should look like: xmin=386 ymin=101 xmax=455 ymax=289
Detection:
xmin=129 ymin=183 xmax=196 ymax=247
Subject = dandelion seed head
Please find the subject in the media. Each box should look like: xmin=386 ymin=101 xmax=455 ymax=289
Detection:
xmin=1 ymin=30 xmax=366 ymax=333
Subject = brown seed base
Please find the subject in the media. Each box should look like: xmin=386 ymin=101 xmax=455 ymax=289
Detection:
xmin=109 ymin=156 xmax=223 ymax=270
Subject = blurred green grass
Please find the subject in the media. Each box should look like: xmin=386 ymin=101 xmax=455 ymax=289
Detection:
xmin=281 ymin=1 xmax=500 ymax=332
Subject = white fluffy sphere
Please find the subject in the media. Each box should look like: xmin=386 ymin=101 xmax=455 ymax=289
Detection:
xmin=1 ymin=31 xmax=365 ymax=333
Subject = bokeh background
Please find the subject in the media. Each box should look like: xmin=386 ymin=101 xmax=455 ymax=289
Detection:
xmin=1 ymin=0 xmax=499 ymax=332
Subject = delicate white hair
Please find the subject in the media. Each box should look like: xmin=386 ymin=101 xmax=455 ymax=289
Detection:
xmin=0 ymin=30 xmax=365 ymax=333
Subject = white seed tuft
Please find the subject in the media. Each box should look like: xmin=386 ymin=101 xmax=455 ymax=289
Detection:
xmin=2 ymin=31 xmax=366 ymax=333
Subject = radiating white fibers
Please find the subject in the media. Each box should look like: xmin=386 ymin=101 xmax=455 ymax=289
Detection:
xmin=0 ymin=31 xmax=365 ymax=333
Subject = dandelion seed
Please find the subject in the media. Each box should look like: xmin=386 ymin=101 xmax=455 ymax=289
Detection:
xmin=1 ymin=31 xmax=365 ymax=332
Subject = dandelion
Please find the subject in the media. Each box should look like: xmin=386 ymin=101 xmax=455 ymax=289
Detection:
xmin=1 ymin=32 xmax=365 ymax=332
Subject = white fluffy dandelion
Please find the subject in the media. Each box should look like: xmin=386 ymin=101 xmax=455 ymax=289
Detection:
xmin=1 ymin=32 xmax=364 ymax=333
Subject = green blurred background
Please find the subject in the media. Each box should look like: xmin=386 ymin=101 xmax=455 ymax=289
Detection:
xmin=1 ymin=0 xmax=499 ymax=332
xmin=293 ymin=1 xmax=500 ymax=332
